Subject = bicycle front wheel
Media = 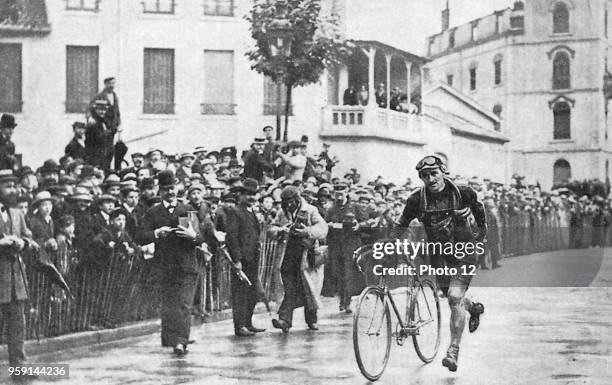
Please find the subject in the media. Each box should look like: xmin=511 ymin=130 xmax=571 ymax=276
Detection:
xmin=411 ymin=278 xmax=441 ymax=363
xmin=353 ymin=286 xmax=392 ymax=381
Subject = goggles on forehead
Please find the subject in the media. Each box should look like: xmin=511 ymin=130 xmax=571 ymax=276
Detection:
xmin=416 ymin=156 xmax=443 ymax=172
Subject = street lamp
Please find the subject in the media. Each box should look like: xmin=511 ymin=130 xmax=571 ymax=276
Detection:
xmin=266 ymin=1 xmax=294 ymax=141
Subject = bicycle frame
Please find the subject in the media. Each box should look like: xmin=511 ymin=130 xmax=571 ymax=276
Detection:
xmin=354 ymin=245 xmax=435 ymax=335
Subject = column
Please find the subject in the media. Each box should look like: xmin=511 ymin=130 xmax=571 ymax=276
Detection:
xmin=362 ymin=47 xmax=377 ymax=107
xmin=385 ymin=54 xmax=392 ymax=109
xmin=405 ymin=60 xmax=412 ymax=104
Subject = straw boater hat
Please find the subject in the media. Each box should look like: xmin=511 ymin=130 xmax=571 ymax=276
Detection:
xmin=0 ymin=169 xmax=18 ymax=184
xmin=32 ymin=191 xmax=54 ymax=207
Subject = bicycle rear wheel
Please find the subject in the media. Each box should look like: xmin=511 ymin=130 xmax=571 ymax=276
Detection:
xmin=353 ymin=286 xmax=392 ymax=381
xmin=411 ymin=278 xmax=441 ymax=363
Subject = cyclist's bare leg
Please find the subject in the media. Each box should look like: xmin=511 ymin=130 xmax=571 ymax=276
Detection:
xmin=447 ymin=279 xmax=469 ymax=348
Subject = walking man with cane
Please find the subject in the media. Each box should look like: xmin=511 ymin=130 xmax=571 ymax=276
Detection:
xmin=0 ymin=169 xmax=40 ymax=377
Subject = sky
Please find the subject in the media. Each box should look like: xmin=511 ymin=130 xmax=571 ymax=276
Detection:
xmin=346 ymin=0 xmax=515 ymax=54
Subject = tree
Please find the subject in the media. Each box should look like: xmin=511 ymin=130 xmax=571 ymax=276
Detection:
xmin=246 ymin=0 xmax=351 ymax=141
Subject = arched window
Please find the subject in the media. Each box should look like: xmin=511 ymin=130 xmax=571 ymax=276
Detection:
xmin=553 ymin=101 xmax=571 ymax=139
xmin=493 ymin=55 xmax=503 ymax=85
xmin=553 ymin=2 xmax=570 ymax=33
xmin=553 ymin=51 xmax=570 ymax=90
xmin=553 ymin=159 xmax=571 ymax=185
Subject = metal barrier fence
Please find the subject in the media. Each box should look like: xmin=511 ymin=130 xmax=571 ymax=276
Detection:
xmin=1 ymin=207 xmax=608 ymax=341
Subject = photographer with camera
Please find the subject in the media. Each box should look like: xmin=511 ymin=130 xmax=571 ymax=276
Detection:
xmin=269 ymin=186 xmax=328 ymax=333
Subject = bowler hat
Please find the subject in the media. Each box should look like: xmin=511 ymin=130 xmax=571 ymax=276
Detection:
xmin=230 ymin=178 xmax=258 ymax=195
xmin=17 ymin=166 xmax=35 ymax=180
xmin=40 ymin=159 xmax=60 ymax=174
xmin=156 ymin=170 xmax=176 ymax=189
xmin=72 ymin=121 xmax=86 ymax=129
xmin=0 ymin=114 xmax=17 ymax=129
xmin=228 ymin=159 xmax=242 ymax=169
xmin=140 ymin=177 xmax=156 ymax=190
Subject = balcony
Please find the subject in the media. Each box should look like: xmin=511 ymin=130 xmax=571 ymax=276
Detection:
xmin=321 ymin=105 xmax=425 ymax=145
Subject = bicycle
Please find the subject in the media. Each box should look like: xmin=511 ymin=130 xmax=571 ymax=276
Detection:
xmin=352 ymin=243 xmax=441 ymax=381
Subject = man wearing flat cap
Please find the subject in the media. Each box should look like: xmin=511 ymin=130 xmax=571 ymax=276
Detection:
xmin=269 ymin=186 xmax=328 ymax=332
xmin=0 ymin=114 xmax=17 ymax=170
xmin=65 ymin=122 xmax=87 ymax=161
xmin=224 ymin=178 xmax=266 ymax=336
xmin=139 ymin=170 xmax=206 ymax=355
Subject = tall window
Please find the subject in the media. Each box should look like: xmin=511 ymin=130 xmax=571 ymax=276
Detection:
xmin=203 ymin=0 xmax=233 ymax=16
xmin=553 ymin=159 xmax=571 ymax=185
xmin=495 ymin=13 xmax=503 ymax=34
xmin=263 ymin=77 xmax=291 ymax=115
xmin=469 ymin=65 xmax=477 ymax=91
xmin=471 ymin=22 xmax=479 ymax=41
xmin=0 ymin=43 xmax=22 ymax=112
xmin=553 ymin=2 xmax=570 ymax=34
xmin=553 ymin=102 xmax=571 ymax=139
xmin=446 ymin=74 xmax=454 ymax=87
xmin=449 ymin=30 xmax=456 ymax=48
xmin=65 ymin=0 xmax=99 ymax=11
xmin=494 ymin=56 xmax=502 ymax=85
xmin=202 ymin=50 xmax=235 ymax=115
xmin=141 ymin=0 xmax=175 ymax=14
xmin=66 ymin=46 xmax=98 ymax=113
xmin=143 ymin=48 xmax=174 ymax=114
xmin=553 ymin=51 xmax=571 ymax=89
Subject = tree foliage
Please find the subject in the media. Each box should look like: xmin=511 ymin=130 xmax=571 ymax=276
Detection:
xmin=245 ymin=0 xmax=351 ymax=88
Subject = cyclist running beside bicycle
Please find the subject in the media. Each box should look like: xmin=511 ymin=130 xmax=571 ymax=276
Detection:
xmin=390 ymin=155 xmax=486 ymax=372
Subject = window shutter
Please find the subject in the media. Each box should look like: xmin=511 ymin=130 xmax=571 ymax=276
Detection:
xmin=66 ymin=46 xmax=99 ymax=113
xmin=0 ymin=44 xmax=22 ymax=112
xmin=144 ymin=48 xmax=174 ymax=114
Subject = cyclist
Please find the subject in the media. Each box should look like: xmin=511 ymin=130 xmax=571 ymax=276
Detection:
xmin=390 ymin=155 xmax=486 ymax=372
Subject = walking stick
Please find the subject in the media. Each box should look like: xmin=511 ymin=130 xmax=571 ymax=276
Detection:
xmin=16 ymin=254 xmax=40 ymax=342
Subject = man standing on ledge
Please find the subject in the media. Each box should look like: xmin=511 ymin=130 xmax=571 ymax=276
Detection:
xmin=390 ymin=155 xmax=486 ymax=372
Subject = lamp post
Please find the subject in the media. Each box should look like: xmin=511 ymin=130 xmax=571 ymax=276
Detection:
xmin=266 ymin=1 xmax=294 ymax=141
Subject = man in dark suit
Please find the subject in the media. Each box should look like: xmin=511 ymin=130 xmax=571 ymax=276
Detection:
xmin=0 ymin=170 xmax=39 ymax=370
xmin=225 ymin=178 xmax=265 ymax=336
xmin=139 ymin=170 xmax=206 ymax=355
xmin=243 ymin=138 xmax=272 ymax=183
xmin=64 ymin=122 xmax=86 ymax=161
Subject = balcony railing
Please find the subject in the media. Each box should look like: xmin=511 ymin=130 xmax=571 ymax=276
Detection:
xmin=201 ymin=103 xmax=236 ymax=115
xmin=65 ymin=0 xmax=100 ymax=12
xmin=143 ymin=101 xmax=175 ymax=114
xmin=203 ymin=0 xmax=233 ymax=16
xmin=263 ymin=103 xmax=293 ymax=116
xmin=322 ymin=105 xmax=424 ymax=145
xmin=141 ymin=0 xmax=176 ymax=14
xmin=0 ymin=1 xmax=50 ymax=34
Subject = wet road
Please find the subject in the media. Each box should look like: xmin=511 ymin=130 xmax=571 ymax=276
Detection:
xmin=4 ymin=247 xmax=612 ymax=385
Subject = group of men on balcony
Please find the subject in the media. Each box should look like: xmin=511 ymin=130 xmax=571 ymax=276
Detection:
xmin=343 ymin=83 xmax=420 ymax=114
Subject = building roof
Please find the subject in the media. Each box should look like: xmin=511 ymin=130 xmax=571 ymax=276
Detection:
xmin=0 ymin=0 xmax=51 ymax=36
xmin=352 ymin=40 xmax=429 ymax=64
xmin=423 ymin=82 xmax=509 ymax=143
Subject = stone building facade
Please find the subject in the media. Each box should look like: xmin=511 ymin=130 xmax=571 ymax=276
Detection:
xmin=426 ymin=0 xmax=612 ymax=189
